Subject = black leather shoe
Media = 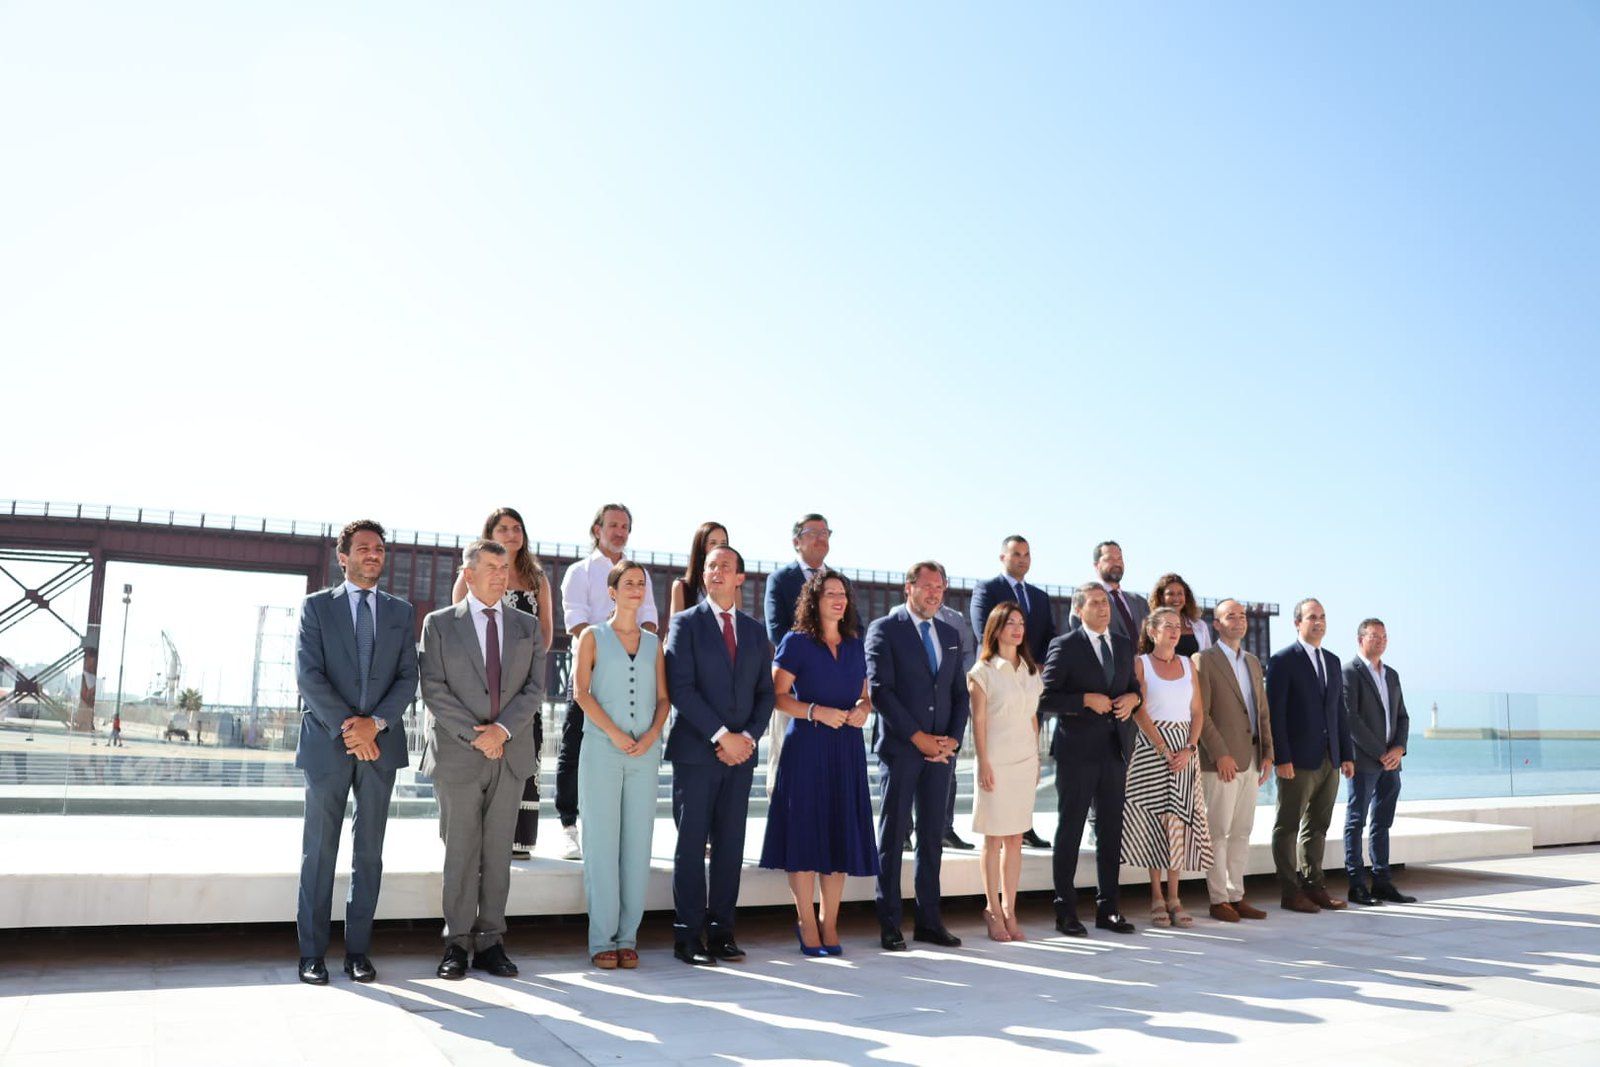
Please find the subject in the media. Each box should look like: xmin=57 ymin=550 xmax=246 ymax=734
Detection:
xmin=1095 ymin=913 xmax=1136 ymax=934
xmin=880 ymin=928 xmax=908 ymax=951
xmin=674 ymin=940 xmax=717 ymax=966
xmin=1022 ymin=829 xmax=1052 ymax=849
xmin=706 ymin=938 xmax=745 ymax=962
xmin=436 ymin=945 xmax=469 ymax=980
xmin=1348 ymin=885 xmax=1380 ymax=906
xmin=1373 ymin=883 xmax=1417 ymax=904
xmin=472 ymin=943 xmax=519 ymax=977
xmin=1055 ymin=916 xmax=1087 ymax=938
xmin=913 ymin=926 xmax=962 ymax=947
xmin=343 ymin=954 xmax=377 ymax=982
xmin=298 ymin=957 xmax=329 ymax=985
xmin=942 ymin=831 xmax=976 ymax=851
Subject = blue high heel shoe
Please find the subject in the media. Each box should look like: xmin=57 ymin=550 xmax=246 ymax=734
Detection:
xmin=822 ymin=941 xmax=844 ymax=957
xmin=795 ymin=924 xmax=828 ymax=958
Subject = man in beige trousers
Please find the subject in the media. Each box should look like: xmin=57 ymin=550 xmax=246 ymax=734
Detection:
xmin=1194 ymin=599 xmax=1274 ymax=922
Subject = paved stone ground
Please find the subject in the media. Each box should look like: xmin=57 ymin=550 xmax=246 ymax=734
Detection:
xmin=3 ymin=847 xmax=1599 ymax=1066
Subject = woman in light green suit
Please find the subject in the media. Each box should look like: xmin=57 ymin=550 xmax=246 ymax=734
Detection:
xmin=571 ymin=559 xmax=669 ymax=969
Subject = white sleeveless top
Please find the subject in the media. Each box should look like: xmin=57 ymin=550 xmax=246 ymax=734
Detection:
xmin=1140 ymin=654 xmax=1194 ymax=724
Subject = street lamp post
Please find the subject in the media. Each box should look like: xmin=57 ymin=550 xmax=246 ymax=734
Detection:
xmin=111 ymin=583 xmax=132 ymax=747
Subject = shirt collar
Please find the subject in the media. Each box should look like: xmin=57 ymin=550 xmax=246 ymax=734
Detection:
xmin=465 ymin=590 xmax=496 ymax=616
xmin=1082 ymin=622 xmax=1109 ymax=641
xmin=1299 ymin=639 xmax=1322 ymax=661
xmin=1365 ymin=655 xmax=1384 ymax=675
xmin=342 ymin=580 xmax=375 ymax=600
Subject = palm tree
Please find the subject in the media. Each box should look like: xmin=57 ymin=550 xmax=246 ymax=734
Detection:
xmin=177 ymin=688 xmax=203 ymax=714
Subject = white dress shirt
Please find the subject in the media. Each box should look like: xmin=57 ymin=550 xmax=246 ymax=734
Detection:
xmin=1217 ymin=640 xmax=1259 ymax=735
xmin=1365 ymin=656 xmax=1394 ymax=744
xmin=464 ymin=590 xmax=512 ymax=738
xmin=341 ymin=580 xmax=387 ymax=731
xmin=1299 ymin=640 xmax=1328 ymax=686
xmin=1082 ymin=622 xmax=1113 ymax=673
xmin=561 ymin=550 xmax=659 ymax=630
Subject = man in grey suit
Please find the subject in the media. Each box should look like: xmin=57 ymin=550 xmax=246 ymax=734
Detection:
xmin=294 ymin=519 xmax=418 ymax=986
xmin=1070 ymin=540 xmax=1148 ymax=643
xmin=1342 ymin=617 xmax=1416 ymax=905
xmin=419 ymin=539 xmax=546 ymax=980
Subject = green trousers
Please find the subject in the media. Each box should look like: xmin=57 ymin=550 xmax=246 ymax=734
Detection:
xmin=1271 ymin=757 xmax=1338 ymax=893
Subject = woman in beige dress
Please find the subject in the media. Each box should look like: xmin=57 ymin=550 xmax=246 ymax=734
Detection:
xmin=968 ymin=602 xmax=1044 ymax=942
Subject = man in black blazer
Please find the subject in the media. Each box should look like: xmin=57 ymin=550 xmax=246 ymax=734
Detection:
xmin=1266 ymin=598 xmax=1355 ymax=914
xmin=763 ymin=513 xmax=834 ymax=646
xmin=969 ymin=534 xmax=1057 ymax=850
xmin=866 ymin=561 xmax=970 ymax=950
xmin=664 ymin=547 xmax=776 ymax=965
xmin=1342 ymin=617 xmax=1416 ymax=905
xmin=1039 ymin=584 xmax=1140 ymax=936
xmin=293 ymin=520 xmax=418 ymax=986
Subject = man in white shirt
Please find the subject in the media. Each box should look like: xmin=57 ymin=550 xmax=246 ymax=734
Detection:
xmin=555 ymin=503 xmax=658 ymax=859
xmin=1341 ymin=618 xmax=1416 ymax=905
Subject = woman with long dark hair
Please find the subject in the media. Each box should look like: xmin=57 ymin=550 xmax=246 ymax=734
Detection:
xmin=668 ymin=521 xmax=729 ymax=620
xmin=453 ymin=507 xmax=551 ymax=858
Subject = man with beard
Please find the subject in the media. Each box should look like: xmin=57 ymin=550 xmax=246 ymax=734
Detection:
xmin=1072 ymin=540 xmax=1148 ymax=644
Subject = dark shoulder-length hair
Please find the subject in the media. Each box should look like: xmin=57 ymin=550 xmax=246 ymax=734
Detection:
xmin=680 ymin=521 xmax=728 ymax=605
xmin=791 ymin=568 xmax=859 ymax=642
xmin=482 ymin=507 xmax=544 ymax=593
xmin=979 ymin=601 xmax=1039 ymax=675
xmin=1149 ymin=572 xmax=1200 ymax=621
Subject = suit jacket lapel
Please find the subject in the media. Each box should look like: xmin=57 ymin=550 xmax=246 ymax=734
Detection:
xmin=702 ymin=601 xmax=735 ymax=669
xmin=1212 ymin=647 xmax=1247 ymax=706
xmin=328 ymin=587 xmax=360 ymax=667
xmin=454 ymin=600 xmax=488 ymax=689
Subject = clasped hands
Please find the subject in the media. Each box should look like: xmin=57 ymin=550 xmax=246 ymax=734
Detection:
xmin=715 ymin=732 xmax=756 ymax=766
xmin=607 ymin=725 xmax=660 ymax=758
xmin=1083 ymin=693 xmax=1138 ymax=720
xmin=340 ymin=716 xmax=381 ymax=761
xmin=912 ymin=730 xmax=958 ymax=764
xmin=810 ymin=702 xmax=870 ymax=730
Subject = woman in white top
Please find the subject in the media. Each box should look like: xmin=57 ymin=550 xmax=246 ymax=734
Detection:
xmin=1149 ymin=573 xmax=1212 ymax=656
xmin=1123 ymin=607 xmax=1214 ymax=927
xmin=967 ymin=602 xmax=1044 ymax=942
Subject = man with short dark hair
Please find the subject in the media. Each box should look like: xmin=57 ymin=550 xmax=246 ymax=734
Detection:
xmin=420 ymin=539 xmax=546 ymax=980
xmin=1343 ymin=618 xmax=1416 ymax=905
xmin=763 ymin=513 xmax=845 ymax=644
xmin=294 ymin=520 xmax=417 ymax=986
xmin=1267 ymin=598 xmax=1355 ymax=914
xmin=665 ymin=546 xmax=776 ymax=965
xmin=866 ymin=561 xmax=969 ymax=950
xmin=969 ymin=535 xmax=1056 ymax=849
xmin=1072 ymin=540 xmax=1147 ymax=643
xmin=555 ymin=503 xmax=657 ymax=860
xmin=1041 ymin=583 xmax=1141 ymax=937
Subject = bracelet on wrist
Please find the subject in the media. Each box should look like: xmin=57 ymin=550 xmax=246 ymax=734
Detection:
xmin=806 ymin=703 xmax=816 ymax=723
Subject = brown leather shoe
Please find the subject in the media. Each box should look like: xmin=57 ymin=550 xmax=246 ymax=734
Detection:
xmin=1281 ymin=891 xmax=1321 ymax=914
xmin=1305 ymin=886 xmax=1347 ymax=910
xmin=1233 ymin=899 xmax=1268 ymax=920
xmin=1208 ymin=902 xmax=1240 ymax=923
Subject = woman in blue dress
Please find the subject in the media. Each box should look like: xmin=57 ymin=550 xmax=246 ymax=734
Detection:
xmin=759 ymin=569 xmax=878 ymax=956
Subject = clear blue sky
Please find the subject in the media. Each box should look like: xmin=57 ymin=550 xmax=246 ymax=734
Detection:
xmin=4 ymin=3 xmax=1598 ymax=698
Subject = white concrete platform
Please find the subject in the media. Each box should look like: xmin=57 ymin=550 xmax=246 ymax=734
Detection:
xmin=4 ymin=847 xmax=1600 ymax=1066
xmin=1400 ymin=793 xmax=1600 ymax=848
xmin=1 ymin=796 xmax=1548 ymax=929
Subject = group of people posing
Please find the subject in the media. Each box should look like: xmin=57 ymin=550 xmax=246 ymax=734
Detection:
xmin=291 ymin=507 xmax=1415 ymax=986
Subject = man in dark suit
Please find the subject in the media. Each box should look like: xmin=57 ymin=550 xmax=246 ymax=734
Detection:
xmin=1069 ymin=540 xmax=1148 ymax=643
xmin=1267 ymin=597 xmax=1355 ymax=914
xmin=294 ymin=519 xmax=418 ymax=986
xmin=419 ymin=540 xmax=546 ymax=980
xmin=763 ymin=512 xmax=859 ymax=644
xmin=866 ymin=561 xmax=970 ymax=950
xmin=664 ymin=546 xmax=776 ymax=965
xmin=1342 ymin=617 xmax=1416 ymax=905
xmin=969 ymin=534 xmax=1057 ymax=849
xmin=1040 ymin=583 xmax=1141 ymax=936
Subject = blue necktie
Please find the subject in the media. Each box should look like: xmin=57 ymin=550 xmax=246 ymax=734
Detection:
xmin=919 ymin=620 xmax=939 ymax=674
xmin=355 ymin=589 xmax=375 ymax=711
xmin=1013 ymin=580 xmax=1030 ymax=613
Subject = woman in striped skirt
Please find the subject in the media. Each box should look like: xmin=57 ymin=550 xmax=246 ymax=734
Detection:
xmin=1122 ymin=606 xmax=1214 ymax=927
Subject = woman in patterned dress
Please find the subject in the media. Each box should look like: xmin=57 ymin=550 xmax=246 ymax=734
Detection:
xmin=1122 ymin=606 xmax=1213 ymax=927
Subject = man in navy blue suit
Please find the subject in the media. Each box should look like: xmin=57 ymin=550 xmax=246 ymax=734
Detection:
xmin=294 ymin=520 xmax=418 ymax=986
xmin=664 ymin=546 xmax=775 ymax=966
xmin=1267 ymin=598 xmax=1355 ymax=914
xmin=1039 ymin=584 xmax=1140 ymax=937
xmin=866 ymin=561 xmax=970 ymax=950
xmin=968 ymin=534 xmax=1057 ymax=849
xmin=764 ymin=513 xmax=845 ymax=645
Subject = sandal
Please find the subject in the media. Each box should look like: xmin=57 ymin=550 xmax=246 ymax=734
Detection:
xmin=591 ymin=951 xmax=619 ymax=970
xmin=1004 ymin=913 xmax=1027 ymax=942
xmin=984 ymin=909 xmax=1012 ymax=943
xmin=1150 ymin=904 xmax=1172 ymax=928
xmin=617 ymin=949 xmax=639 ymax=969
xmin=1169 ymin=906 xmax=1194 ymax=928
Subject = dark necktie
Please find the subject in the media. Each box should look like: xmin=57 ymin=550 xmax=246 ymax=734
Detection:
xmin=1109 ymin=588 xmax=1136 ymax=639
xmin=720 ymin=610 xmax=737 ymax=660
xmin=484 ymin=608 xmax=502 ymax=720
xmin=919 ymin=620 xmax=939 ymax=674
xmin=1098 ymin=633 xmax=1115 ymax=688
xmin=355 ymin=589 xmax=374 ymax=712
xmin=1311 ymin=646 xmax=1325 ymax=690
xmin=1013 ymin=580 xmax=1030 ymax=613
